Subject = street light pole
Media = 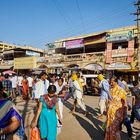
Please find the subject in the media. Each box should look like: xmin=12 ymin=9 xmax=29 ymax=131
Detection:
xmin=136 ymin=0 xmax=140 ymax=70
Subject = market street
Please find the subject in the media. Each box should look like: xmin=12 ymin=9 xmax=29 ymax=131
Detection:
xmin=15 ymin=96 xmax=140 ymax=140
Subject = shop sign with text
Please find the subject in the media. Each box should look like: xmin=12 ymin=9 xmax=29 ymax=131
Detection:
xmin=106 ymin=30 xmax=134 ymax=42
xmin=14 ymin=57 xmax=37 ymax=69
xmin=64 ymin=39 xmax=84 ymax=49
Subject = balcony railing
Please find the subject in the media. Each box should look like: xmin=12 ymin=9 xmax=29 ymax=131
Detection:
xmin=45 ymin=48 xmax=138 ymax=64
xmin=64 ymin=52 xmax=105 ymax=62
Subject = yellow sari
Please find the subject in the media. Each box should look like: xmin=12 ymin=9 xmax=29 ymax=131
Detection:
xmin=105 ymin=85 xmax=127 ymax=140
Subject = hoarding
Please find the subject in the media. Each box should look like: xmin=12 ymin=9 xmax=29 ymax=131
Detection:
xmin=106 ymin=30 xmax=134 ymax=42
xmin=14 ymin=57 xmax=37 ymax=69
xmin=26 ymin=51 xmax=40 ymax=56
xmin=112 ymin=49 xmax=128 ymax=57
xmin=64 ymin=39 xmax=84 ymax=49
xmin=107 ymin=63 xmax=131 ymax=70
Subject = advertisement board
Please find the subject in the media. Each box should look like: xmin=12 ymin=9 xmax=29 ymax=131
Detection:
xmin=26 ymin=51 xmax=40 ymax=56
xmin=106 ymin=30 xmax=134 ymax=42
xmin=14 ymin=57 xmax=37 ymax=69
xmin=112 ymin=49 xmax=128 ymax=57
xmin=107 ymin=63 xmax=131 ymax=70
xmin=64 ymin=39 xmax=84 ymax=49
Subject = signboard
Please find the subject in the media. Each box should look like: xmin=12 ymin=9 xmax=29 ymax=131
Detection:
xmin=112 ymin=57 xmax=127 ymax=63
xmin=26 ymin=51 xmax=40 ymax=56
xmin=106 ymin=42 xmax=112 ymax=63
xmin=54 ymin=42 xmax=63 ymax=48
xmin=112 ymin=49 xmax=128 ymax=57
xmin=127 ymin=40 xmax=134 ymax=62
xmin=47 ymin=64 xmax=64 ymax=68
xmin=106 ymin=30 xmax=134 ymax=42
xmin=107 ymin=63 xmax=131 ymax=70
xmin=14 ymin=57 xmax=37 ymax=69
xmin=48 ymin=49 xmax=55 ymax=55
xmin=64 ymin=39 xmax=84 ymax=49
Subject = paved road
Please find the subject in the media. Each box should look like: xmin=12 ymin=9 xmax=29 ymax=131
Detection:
xmin=15 ymin=96 xmax=140 ymax=140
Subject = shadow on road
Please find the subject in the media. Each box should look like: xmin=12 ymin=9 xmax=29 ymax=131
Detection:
xmin=64 ymin=101 xmax=104 ymax=139
xmin=64 ymin=100 xmax=137 ymax=140
xmin=75 ymin=114 xmax=104 ymax=140
xmin=86 ymin=105 xmax=99 ymax=116
xmin=16 ymin=99 xmax=36 ymax=140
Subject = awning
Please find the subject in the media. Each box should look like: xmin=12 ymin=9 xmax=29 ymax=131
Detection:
xmin=83 ymin=64 xmax=103 ymax=71
xmin=0 ymin=65 xmax=13 ymax=69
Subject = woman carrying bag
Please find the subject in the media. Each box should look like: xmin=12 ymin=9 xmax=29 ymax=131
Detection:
xmin=31 ymin=85 xmax=62 ymax=140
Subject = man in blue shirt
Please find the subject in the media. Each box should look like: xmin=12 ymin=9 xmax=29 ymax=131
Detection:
xmin=97 ymin=74 xmax=111 ymax=119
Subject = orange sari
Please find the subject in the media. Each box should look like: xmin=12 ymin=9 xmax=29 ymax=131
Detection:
xmin=22 ymin=79 xmax=29 ymax=100
xmin=105 ymin=85 xmax=127 ymax=140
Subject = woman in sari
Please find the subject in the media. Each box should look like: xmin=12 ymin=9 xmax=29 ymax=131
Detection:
xmin=0 ymin=94 xmax=24 ymax=140
xmin=22 ymin=76 xmax=29 ymax=100
xmin=31 ymin=85 xmax=62 ymax=140
xmin=105 ymin=77 xmax=127 ymax=140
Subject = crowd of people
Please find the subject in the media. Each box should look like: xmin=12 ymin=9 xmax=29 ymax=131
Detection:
xmin=0 ymin=71 xmax=140 ymax=140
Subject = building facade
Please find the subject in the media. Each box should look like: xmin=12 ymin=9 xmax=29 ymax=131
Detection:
xmin=46 ymin=25 xmax=138 ymax=81
xmin=0 ymin=42 xmax=44 ymax=71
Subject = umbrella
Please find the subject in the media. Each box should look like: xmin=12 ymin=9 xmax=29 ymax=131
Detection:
xmin=3 ymin=70 xmax=16 ymax=75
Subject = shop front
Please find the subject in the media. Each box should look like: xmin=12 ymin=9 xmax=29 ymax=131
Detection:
xmin=105 ymin=28 xmax=138 ymax=82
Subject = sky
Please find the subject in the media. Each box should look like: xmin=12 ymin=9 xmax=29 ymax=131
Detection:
xmin=0 ymin=0 xmax=137 ymax=49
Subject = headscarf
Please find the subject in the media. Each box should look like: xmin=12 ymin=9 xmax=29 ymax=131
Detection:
xmin=72 ymin=74 xmax=83 ymax=90
xmin=97 ymin=74 xmax=104 ymax=81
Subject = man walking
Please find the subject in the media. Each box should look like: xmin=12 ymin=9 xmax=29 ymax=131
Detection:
xmin=71 ymin=73 xmax=87 ymax=115
xmin=34 ymin=72 xmax=49 ymax=102
xmin=97 ymin=74 xmax=111 ymax=119
xmin=27 ymin=75 xmax=33 ymax=98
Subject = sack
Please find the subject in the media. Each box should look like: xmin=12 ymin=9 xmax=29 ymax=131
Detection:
xmin=30 ymin=127 xmax=41 ymax=140
xmin=134 ymin=105 xmax=140 ymax=121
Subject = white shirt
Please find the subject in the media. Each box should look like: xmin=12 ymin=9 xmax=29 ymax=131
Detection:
xmin=27 ymin=77 xmax=33 ymax=87
xmin=54 ymin=82 xmax=64 ymax=95
xmin=73 ymin=80 xmax=83 ymax=99
xmin=11 ymin=76 xmax=18 ymax=88
xmin=34 ymin=79 xmax=50 ymax=99
xmin=18 ymin=76 xmax=23 ymax=86
xmin=45 ymin=79 xmax=50 ymax=91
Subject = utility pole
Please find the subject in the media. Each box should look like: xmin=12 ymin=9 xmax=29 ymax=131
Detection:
xmin=135 ymin=0 xmax=140 ymax=71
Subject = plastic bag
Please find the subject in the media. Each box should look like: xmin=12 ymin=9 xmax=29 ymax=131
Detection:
xmin=30 ymin=127 xmax=41 ymax=140
xmin=57 ymin=120 xmax=62 ymax=135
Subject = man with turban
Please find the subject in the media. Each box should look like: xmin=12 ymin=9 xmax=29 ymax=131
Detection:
xmin=71 ymin=73 xmax=87 ymax=115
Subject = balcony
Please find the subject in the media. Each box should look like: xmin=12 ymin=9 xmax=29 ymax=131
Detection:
xmin=64 ymin=52 xmax=105 ymax=63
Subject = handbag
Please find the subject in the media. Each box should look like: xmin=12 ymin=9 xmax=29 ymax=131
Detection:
xmin=30 ymin=127 xmax=41 ymax=140
xmin=134 ymin=105 xmax=140 ymax=121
